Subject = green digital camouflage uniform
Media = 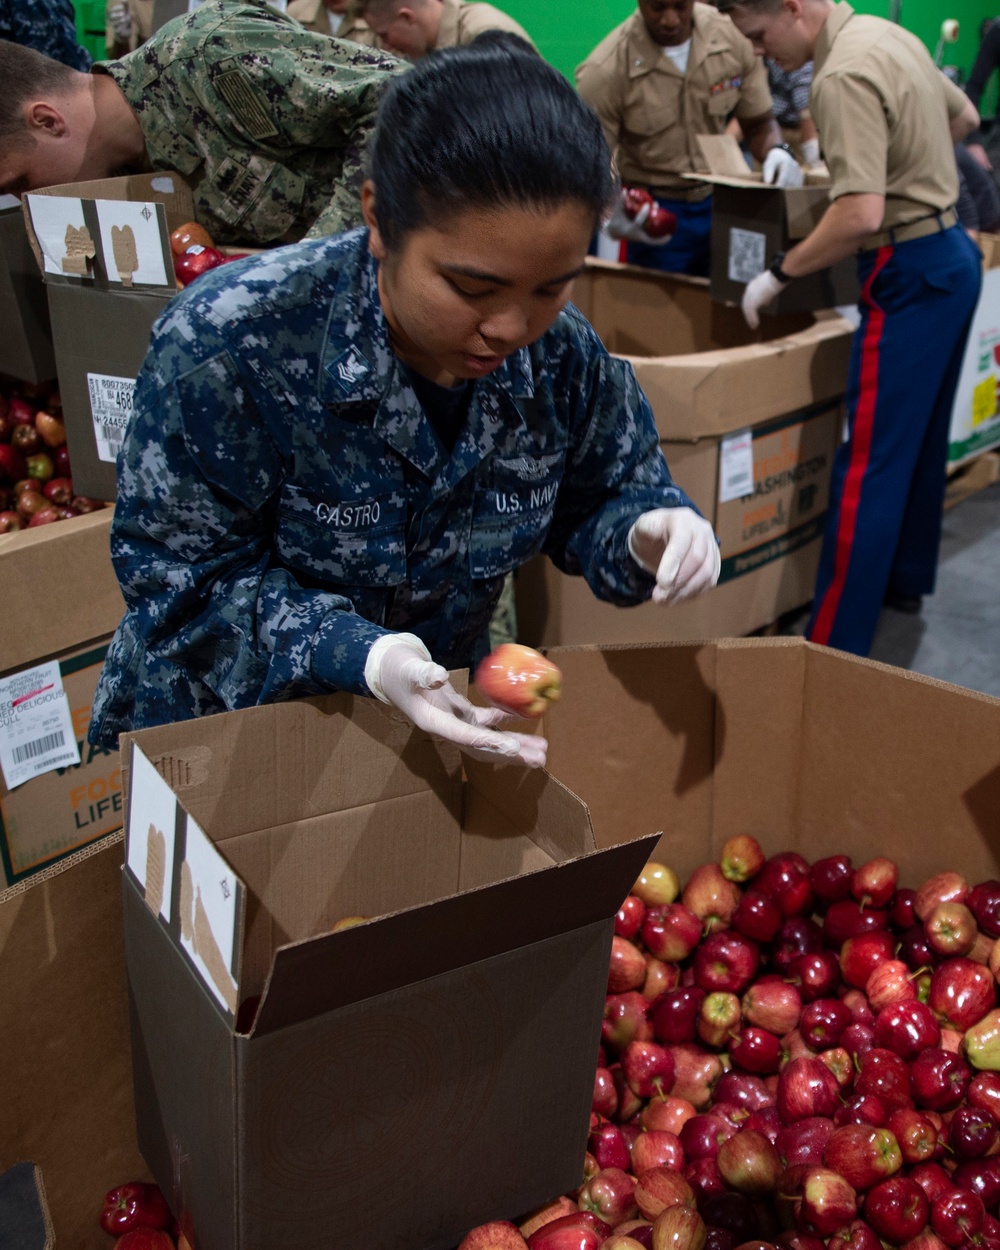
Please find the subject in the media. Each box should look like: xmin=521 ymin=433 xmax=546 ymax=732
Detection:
xmin=94 ymin=1 xmax=404 ymax=246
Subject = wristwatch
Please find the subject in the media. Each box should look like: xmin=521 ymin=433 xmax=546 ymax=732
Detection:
xmin=769 ymin=252 xmax=793 ymax=284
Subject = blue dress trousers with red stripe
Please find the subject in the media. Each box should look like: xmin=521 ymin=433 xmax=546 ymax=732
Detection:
xmin=807 ymin=225 xmax=983 ymax=655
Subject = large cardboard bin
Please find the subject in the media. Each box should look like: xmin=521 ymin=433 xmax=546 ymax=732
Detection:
xmin=691 ymin=136 xmax=859 ymax=315
xmin=517 ymin=260 xmax=854 ymax=646
xmin=0 ymin=509 xmax=126 ymax=888
xmin=0 ymin=199 xmax=56 ymax=384
xmin=22 ymin=174 xmax=196 ymax=502
xmin=119 ymin=698 xmax=657 ymax=1250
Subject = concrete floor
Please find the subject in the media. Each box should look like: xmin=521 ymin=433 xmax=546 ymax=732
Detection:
xmin=783 ymin=482 xmax=1000 ymax=698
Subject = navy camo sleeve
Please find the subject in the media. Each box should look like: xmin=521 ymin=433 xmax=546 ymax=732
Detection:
xmin=109 ymin=307 xmax=389 ymax=709
xmin=543 ymin=310 xmax=698 ymax=604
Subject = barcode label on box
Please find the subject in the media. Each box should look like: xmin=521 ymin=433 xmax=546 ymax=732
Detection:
xmin=719 ymin=428 xmax=755 ymax=504
xmin=87 ymin=372 xmax=135 ymax=463
xmin=728 ymin=227 xmax=768 ymax=284
xmin=0 ymin=661 xmax=81 ymax=791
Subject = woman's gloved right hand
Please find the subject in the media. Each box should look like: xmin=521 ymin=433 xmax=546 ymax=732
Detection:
xmin=364 ymin=634 xmax=547 ymax=768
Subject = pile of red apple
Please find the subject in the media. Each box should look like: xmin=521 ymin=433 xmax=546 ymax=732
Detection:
xmin=0 ymin=379 xmax=105 ymax=531
xmin=458 ymin=842 xmax=1000 ymax=1250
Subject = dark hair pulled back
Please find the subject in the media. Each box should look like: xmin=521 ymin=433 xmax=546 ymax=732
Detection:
xmin=369 ymin=37 xmax=615 ymax=248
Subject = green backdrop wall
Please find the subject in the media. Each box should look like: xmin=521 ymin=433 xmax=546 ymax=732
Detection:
xmin=499 ymin=0 xmax=1000 ymax=99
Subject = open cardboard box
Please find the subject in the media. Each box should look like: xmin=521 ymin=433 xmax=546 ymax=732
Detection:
xmin=517 ymin=260 xmax=853 ymax=646
xmin=20 ymin=173 xmax=234 ymax=502
xmin=0 ymin=509 xmax=126 ymax=888
xmin=119 ymin=693 xmax=657 ymax=1250
xmin=688 ymin=135 xmax=859 ymax=315
xmin=5 ymin=637 xmax=1000 ymax=1246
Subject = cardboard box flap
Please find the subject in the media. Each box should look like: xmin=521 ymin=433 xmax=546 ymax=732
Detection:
xmin=698 ymin=134 xmax=763 ymax=181
xmin=23 ymin=172 xmax=194 ymax=291
xmin=628 ymin=317 xmax=853 ymax=437
xmin=249 ymin=828 xmax=658 ymax=1036
xmin=689 ymin=136 xmax=831 ymax=199
xmin=124 ymin=693 xmax=464 ymax=844
xmin=796 ymin=645 xmax=1000 ymax=883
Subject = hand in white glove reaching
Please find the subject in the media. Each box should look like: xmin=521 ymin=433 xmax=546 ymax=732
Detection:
xmin=762 ymin=146 xmax=805 ymax=189
xmin=742 ymin=269 xmax=786 ymax=330
xmin=365 ymin=634 xmax=547 ymax=768
xmin=108 ymin=1 xmax=132 ymax=41
xmin=628 ymin=507 xmax=721 ymax=605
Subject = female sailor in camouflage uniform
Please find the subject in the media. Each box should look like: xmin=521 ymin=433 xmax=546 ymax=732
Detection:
xmin=89 ymin=38 xmax=720 ymax=767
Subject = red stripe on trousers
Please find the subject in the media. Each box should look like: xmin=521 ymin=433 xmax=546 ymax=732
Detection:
xmin=810 ymin=245 xmax=895 ymax=646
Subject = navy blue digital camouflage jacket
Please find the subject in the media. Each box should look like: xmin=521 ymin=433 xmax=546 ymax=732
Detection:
xmin=88 ymin=230 xmax=695 ymax=747
xmin=0 ymin=0 xmax=91 ymax=69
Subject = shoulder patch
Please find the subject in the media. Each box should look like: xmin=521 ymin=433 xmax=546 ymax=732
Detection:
xmin=214 ymin=68 xmax=280 ymax=141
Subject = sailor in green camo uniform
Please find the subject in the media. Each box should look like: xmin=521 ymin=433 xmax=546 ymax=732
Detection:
xmin=0 ymin=0 xmax=404 ymax=245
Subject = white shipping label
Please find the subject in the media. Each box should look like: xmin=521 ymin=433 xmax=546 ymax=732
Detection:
xmin=728 ymin=227 xmax=768 ymax=285
xmin=0 ymin=194 xmax=20 ymax=211
xmin=87 ymin=372 xmax=136 ymax=463
xmin=0 ymin=661 xmax=81 ymax=791
xmin=719 ymin=428 xmax=755 ymax=504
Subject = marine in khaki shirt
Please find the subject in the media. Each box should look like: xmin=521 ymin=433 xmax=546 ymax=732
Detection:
xmin=287 ymin=0 xmax=378 ymax=47
xmin=577 ymin=0 xmax=794 ymax=275
xmin=720 ymin=0 xmax=982 ymax=660
xmin=810 ymin=3 xmax=967 ymax=231
xmin=358 ymin=0 xmax=533 ymax=59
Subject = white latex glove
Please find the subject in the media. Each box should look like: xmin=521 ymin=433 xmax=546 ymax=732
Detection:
xmin=742 ymin=268 xmax=786 ymax=329
xmin=628 ymin=508 xmax=721 ymax=605
xmin=108 ymin=1 xmax=132 ymax=40
xmin=605 ymin=198 xmax=674 ymax=247
xmin=762 ymin=146 xmax=805 ymax=189
xmin=801 ymin=138 xmax=821 ymax=168
xmin=364 ymin=634 xmax=547 ymax=768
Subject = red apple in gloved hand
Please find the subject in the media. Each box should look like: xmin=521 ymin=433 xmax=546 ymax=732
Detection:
xmin=475 ymin=643 xmax=562 ymax=718
xmin=645 ymin=203 xmax=678 ymax=239
xmin=622 ymin=187 xmax=654 ymax=220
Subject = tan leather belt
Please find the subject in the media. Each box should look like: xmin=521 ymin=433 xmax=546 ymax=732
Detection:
xmin=860 ymin=207 xmax=960 ymax=252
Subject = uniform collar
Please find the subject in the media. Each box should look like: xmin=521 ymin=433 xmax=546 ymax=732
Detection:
xmin=318 ymin=231 xmax=533 ymax=484
xmin=436 ymin=0 xmax=462 ymax=48
xmin=814 ymin=1 xmax=854 ymax=74
xmin=626 ymin=3 xmax=729 ymax=79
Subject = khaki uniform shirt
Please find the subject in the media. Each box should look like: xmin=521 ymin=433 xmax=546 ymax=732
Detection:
xmin=105 ymin=0 xmax=154 ymax=57
xmin=811 ymin=2 xmax=964 ymax=231
xmin=576 ymin=3 xmax=771 ymax=199
xmin=95 ymin=1 xmax=403 ymax=245
xmin=286 ymin=0 xmax=377 ymax=46
xmin=436 ymin=0 xmax=534 ymax=50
